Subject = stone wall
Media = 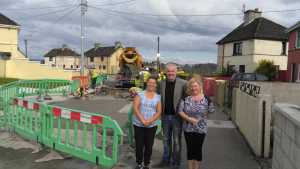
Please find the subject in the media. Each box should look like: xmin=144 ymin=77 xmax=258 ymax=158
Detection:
xmin=272 ymin=103 xmax=300 ymax=169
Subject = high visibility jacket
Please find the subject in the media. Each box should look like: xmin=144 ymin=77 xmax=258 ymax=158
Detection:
xmin=143 ymin=71 xmax=151 ymax=82
xmin=92 ymin=70 xmax=98 ymax=78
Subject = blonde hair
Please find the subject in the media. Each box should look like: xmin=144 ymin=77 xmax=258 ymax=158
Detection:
xmin=186 ymin=74 xmax=203 ymax=96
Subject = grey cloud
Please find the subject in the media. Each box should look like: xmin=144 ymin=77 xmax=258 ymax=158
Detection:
xmin=2 ymin=0 xmax=300 ymax=64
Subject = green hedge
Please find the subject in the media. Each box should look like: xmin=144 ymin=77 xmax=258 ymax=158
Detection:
xmin=0 ymin=78 xmax=19 ymax=85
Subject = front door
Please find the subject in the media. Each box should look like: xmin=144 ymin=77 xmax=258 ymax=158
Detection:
xmin=239 ymin=65 xmax=245 ymax=73
xmin=291 ymin=63 xmax=296 ymax=82
xmin=297 ymin=64 xmax=300 ymax=82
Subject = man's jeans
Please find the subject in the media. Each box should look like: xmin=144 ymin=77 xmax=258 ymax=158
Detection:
xmin=161 ymin=115 xmax=182 ymax=166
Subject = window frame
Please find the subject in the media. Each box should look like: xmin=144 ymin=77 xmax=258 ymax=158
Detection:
xmin=296 ymin=30 xmax=300 ymax=49
xmin=90 ymin=57 xmax=94 ymax=62
xmin=239 ymin=65 xmax=245 ymax=73
xmin=233 ymin=42 xmax=243 ymax=56
xmin=281 ymin=41 xmax=287 ymax=55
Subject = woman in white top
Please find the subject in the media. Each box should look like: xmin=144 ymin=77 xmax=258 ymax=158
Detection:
xmin=133 ymin=76 xmax=162 ymax=169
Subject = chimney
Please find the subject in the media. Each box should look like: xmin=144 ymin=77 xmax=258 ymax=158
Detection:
xmin=94 ymin=43 xmax=102 ymax=49
xmin=243 ymin=8 xmax=262 ymax=25
xmin=62 ymin=44 xmax=68 ymax=50
xmin=114 ymin=41 xmax=123 ymax=49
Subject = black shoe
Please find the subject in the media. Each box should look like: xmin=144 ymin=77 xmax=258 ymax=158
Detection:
xmin=172 ymin=165 xmax=180 ymax=169
xmin=135 ymin=164 xmax=143 ymax=169
xmin=143 ymin=165 xmax=150 ymax=169
xmin=152 ymin=160 xmax=169 ymax=168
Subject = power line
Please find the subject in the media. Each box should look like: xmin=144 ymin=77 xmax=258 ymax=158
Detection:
xmin=263 ymin=8 xmax=300 ymax=13
xmin=20 ymin=5 xmax=80 ymax=49
xmin=89 ymin=6 xmax=231 ymax=34
xmin=89 ymin=6 xmax=242 ymax=17
xmin=13 ymin=5 xmax=79 ymax=20
xmin=90 ymin=0 xmax=136 ymax=7
xmin=52 ymin=5 xmax=80 ymax=25
xmin=89 ymin=5 xmax=300 ymax=17
xmin=1 ymin=4 xmax=75 ymax=11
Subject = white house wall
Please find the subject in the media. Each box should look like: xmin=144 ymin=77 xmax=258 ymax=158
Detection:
xmin=219 ymin=39 xmax=288 ymax=72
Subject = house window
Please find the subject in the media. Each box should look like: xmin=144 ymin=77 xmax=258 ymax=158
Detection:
xmin=233 ymin=42 xmax=242 ymax=56
xmin=71 ymin=65 xmax=73 ymax=69
xmin=291 ymin=63 xmax=297 ymax=82
xmin=99 ymin=65 xmax=102 ymax=69
xmin=297 ymin=30 xmax=300 ymax=48
xmin=0 ymin=52 xmax=11 ymax=60
xmin=228 ymin=65 xmax=236 ymax=75
xmin=239 ymin=65 xmax=245 ymax=73
xmin=275 ymin=65 xmax=280 ymax=79
xmin=49 ymin=57 xmax=53 ymax=61
xmin=281 ymin=42 xmax=287 ymax=55
xmin=297 ymin=64 xmax=300 ymax=82
xmin=63 ymin=64 xmax=65 ymax=69
xmin=101 ymin=56 xmax=104 ymax=61
xmin=103 ymin=65 xmax=106 ymax=70
xmin=90 ymin=57 xmax=94 ymax=62
xmin=292 ymin=63 xmax=300 ymax=82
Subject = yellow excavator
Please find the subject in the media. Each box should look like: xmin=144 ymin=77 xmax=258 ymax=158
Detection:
xmin=116 ymin=47 xmax=143 ymax=88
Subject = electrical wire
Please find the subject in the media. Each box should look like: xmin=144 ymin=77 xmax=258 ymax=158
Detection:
xmin=89 ymin=5 xmax=300 ymax=17
xmin=1 ymin=4 xmax=76 ymax=11
xmin=89 ymin=5 xmax=242 ymax=17
xmin=88 ymin=5 xmax=233 ymax=33
xmin=90 ymin=0 xmax=136 ymax=7
xmin=22 ymin=5 xmax=80 ymax=39
xmin=13 ymin=5 xmax=79 ymax=20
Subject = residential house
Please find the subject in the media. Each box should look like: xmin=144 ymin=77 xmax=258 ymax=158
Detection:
xmin=85 ymin=43 xmax=123 ymax=74
xmin=0 ymin=13 xmax=19 ymax=77
xmin=286 ymin=21 xmax=300 ymax=82
xmin=0 ymin=13 xmax=80 ymax=80
xmin=217 ymin=8 xmax=288 ymax=73
xmin=44 ymin=44 xmax=80 ymax=69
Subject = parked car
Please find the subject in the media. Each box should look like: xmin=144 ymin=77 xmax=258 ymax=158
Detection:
xmin=231 ymin=73 xmax=268 ymax=81
xmin=230 ymin=73 xmax=268 ymax=88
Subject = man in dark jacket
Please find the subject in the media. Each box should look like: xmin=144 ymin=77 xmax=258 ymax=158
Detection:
xmin=154 ymin=63 xmax=186 ymax=169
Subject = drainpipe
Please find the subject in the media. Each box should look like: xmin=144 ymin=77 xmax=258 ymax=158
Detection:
xmin=222 ymin=44 xmax=225 ymax=70
xmin=261 ymin=100 xmax=266 ymax=157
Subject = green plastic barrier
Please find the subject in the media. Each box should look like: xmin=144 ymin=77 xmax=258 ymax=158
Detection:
xmin=0 ymin=79 xmax=76 ymax=129
xmin=0 ymin=79 xmax=124 ymax=168
xmin=95 ymin=74 xmax=108 ymax=87
xmin=10 ymin=97 xmax=123 ymax=168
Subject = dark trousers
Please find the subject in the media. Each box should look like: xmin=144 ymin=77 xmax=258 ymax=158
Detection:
xmin=161 ymin=115 xmax=182 ymax=166
xmin=184 ymin=132 xmax=206 ymax=161
xmin=134 ymin=125 xmax=157 ymax=166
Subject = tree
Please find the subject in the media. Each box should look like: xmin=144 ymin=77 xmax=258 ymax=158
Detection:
xmin=255 ymin=60 xmax=278 ymax=81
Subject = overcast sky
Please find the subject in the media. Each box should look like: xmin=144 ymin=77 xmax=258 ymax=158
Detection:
xmin=1 ymin=0 xmax=300 ymax=64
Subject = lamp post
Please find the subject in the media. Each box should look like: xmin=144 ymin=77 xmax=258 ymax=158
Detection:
xmin=80 ymin=0 xmax=87 ymax=75
xmin=157 ymin=36 xmax=160 ymax=73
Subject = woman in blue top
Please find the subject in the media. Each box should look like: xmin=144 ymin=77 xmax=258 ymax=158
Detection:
xmin=178 ymin=75 xmax=215 ymax=169
xmin=133 ymin=76 xmax=161 ymax=169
